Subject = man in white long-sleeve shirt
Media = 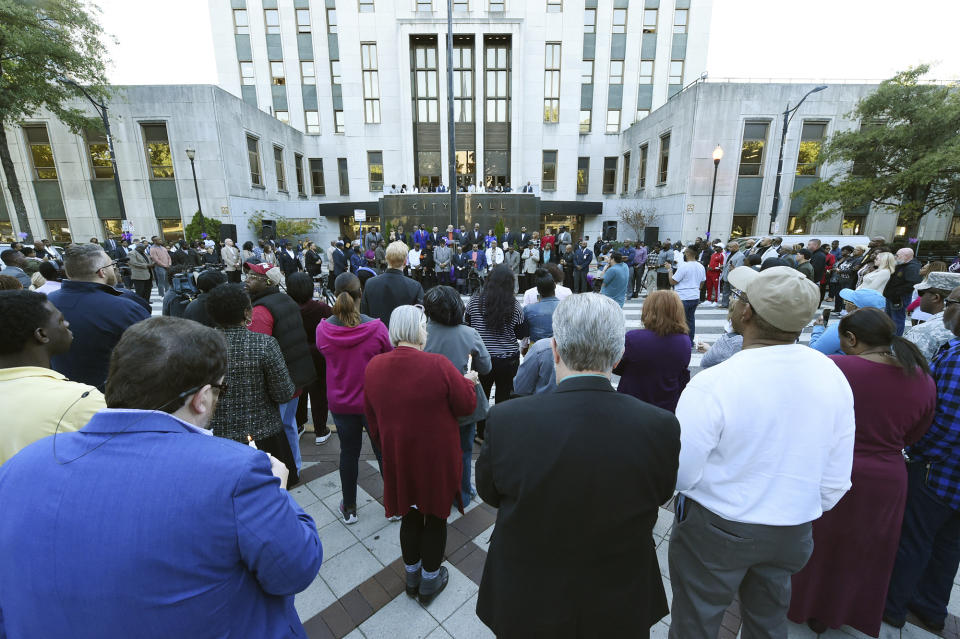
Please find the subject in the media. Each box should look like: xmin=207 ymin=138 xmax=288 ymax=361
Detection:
xmin=668 ymin=266 xmax=855 ymax=639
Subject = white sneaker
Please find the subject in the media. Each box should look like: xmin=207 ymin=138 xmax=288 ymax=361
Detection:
xmin=315 ymin=432 xmax=332 ymax=445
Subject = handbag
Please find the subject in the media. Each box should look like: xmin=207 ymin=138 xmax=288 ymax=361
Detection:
xmin=458 ymin=382 xmax=489 ymax=426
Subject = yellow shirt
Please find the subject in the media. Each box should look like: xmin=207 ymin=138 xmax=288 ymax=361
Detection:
xmin=0 ymin=367 xmax=106 ymax=466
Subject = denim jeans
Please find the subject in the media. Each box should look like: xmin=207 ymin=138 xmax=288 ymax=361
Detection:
xmin=459 ymin=422 xmax=475 ymax=506
xmin=886 ymin=295 xmax=909 ymax=336
xmin=682 ymin=299 xmax=699 ymax=345
xmin=331 ymin=413 xmax=382 ymax=510
xmin=884 ymin=463 xmax=960 ymax=624
xmin=279 ymin=397 xmax=302 ymax=473
xmin=154 ymin=265 xmax=168 ymax=295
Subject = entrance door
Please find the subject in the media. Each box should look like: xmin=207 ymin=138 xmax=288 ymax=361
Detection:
xmin=338 ymin=216 xmax=382 ymax=249
xmin=541 ymin=214 xmax=584 ymax=244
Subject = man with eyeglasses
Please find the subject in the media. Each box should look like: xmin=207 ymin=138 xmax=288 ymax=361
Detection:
xmin=903 ymin=273 xmax=960 ymax=361
xmin=668 ymin=266 xmax=855 ymax=638
xmin=0 ymin=316 xmax=323 ymax=638
xmin=47 ymin=244 xmax=150 ymax=390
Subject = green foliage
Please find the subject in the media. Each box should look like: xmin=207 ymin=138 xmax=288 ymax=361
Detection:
xmin=494 ymin=218 xmax=506 ymax=244
xmin=185 ymin=211 xmax=221 ymax=243
xmin=794 ymin=65 xmax=960 ymax=232
xmin=247 ymin=211 xmax=320 ymax=239
xmin=382 ymin=220 xmax=392 ymax=239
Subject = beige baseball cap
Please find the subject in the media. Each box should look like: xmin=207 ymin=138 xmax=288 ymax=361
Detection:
xmin=727 ymin=265 xmax=821 ymax=332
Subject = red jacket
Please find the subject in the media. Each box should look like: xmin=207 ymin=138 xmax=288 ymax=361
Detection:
xmin=364 ymin=347 xmax=477 ymax=518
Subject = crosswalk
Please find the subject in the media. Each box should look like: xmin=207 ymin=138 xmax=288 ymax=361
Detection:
xmin=147 ymin=289 xmax=817 ymax=375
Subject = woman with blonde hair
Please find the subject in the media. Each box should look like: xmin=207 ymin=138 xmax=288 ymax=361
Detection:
xmin=316 ymin=272 xmax=392 ymax=524
xmin=613 ymin=289 xmax=691 ymax=412
xmin=858 ymin=251 xmax=896 ymax=292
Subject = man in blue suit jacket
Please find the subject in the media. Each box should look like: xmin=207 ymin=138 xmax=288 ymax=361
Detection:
xmin=332 ymin=241 xmax=348 ymax=277
xmin=0 ymin=317 xmax=323 ymax=639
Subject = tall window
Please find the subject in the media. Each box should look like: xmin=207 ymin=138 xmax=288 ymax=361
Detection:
xmin=454 ymin=0 xmax=469 ymax=10
xmin=658 ymin=132 xmax=670 ymax=184
xmin=414 ymin=44 xmax=439 ymax=123
xmin=233 ymin=9 xmax=248 ymax=34
xmin=361 ymin=43 xmax=381 ymax=123
xmin=639 ymin=59 xmax=654 ymax=84
xmin=294 ymin=153 xmax=305 ymax=195
xmin=330 ymin=60 xmax=341 ymax=85
xmin=602 ymin=157 xmax=617 ymax=193
xmin=417 ymin=0 xmax=432 ymax=10
xmin=841 ymin=214 xmax=866 ymax=235
xmin=305 ymin=110 xmax=320 ymax=134
xmin=643 ymin=8 xmax=657 ymax=32
xmin=485 ymin=44 xmax=510 ymax=123
xmin=622 ymin=152 xmax=631 ymax=193
xmin=544 ymin=43 xmax=561 ymax=123
xmin=584 ymin=8 xmax=596 ymax=32
xmin=141 ymin=124 xmax=172 ymax=179
xmin=638 ymin=143 xmax=648 ymax=189
xmin=577 ymin=157 xmax=589 ymax=194
xmin=338 ymin=157 xmax=349 ymax=195
xmin=240 ymin=62 xmax=255 ymax=85
xmin=673 ymin=9 xmax=688 ymax=33
xmin=580 ymin=109 xmax=591 ymax=134
xmin=274 ymin=146 xmax=286 ymax=191
xmin=542 ymin=151 xmax=557 ymax=191
xmin=738 ymin=121 xmax=769 ymax=176
xmin=247 ymin=135 xmax=262 ymax=186
xmin=84 ymin=127 xmax=113 ymax=179
xmin=453 ymin=44 xmax=473 ymax=122
xmin=797 ymin=121 xmax=828 ymax=176
xmin=275 ymin=110 xmax=289 ymax=123
xmin=358 ymin=0 xmax=374 ymax=12
xmin=326 ymin=8 xmax=337 ymax=32
xmin=367 ymin=151 xmax=383 ymax=191
xmin=300 ymin=61 xmax=315 ymax=85
xmin=489 ymin=0 xmax=504 ymax=10
xmin=456 ymin=150 xmax=475 ymax=187
xmin=609 ymin=59 xmax=624 ymax=84
xmin=606 ymin=109 xmax=620 ymax=134
xmin=264 ymin=9 xmax=280 ymax=34
xmin=270 ymin=61 xmax=285 ymax=85
xmin=334 ymin=110 xmax=344 ymax=133
xmin=636 ymin=109 xmax=649 ymax=121
xmin=612 ymin=8 xmax=627 ymax=33
xmin=296 ymin=9 xmax=311 ymax=33
xmin=546 ymin=0 xmax=562 ymax=12
xmin=669 ymin=60 xmax=683 ymax=84
xmin=582 ymin=60 xmax=593 ymax=84
xmin=309 ymin=158 xmax=325 ymax=195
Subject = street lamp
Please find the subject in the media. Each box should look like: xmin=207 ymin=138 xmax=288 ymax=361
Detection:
xmin=185 ymin=148 xmax=202 ymax=216
xmin=60 ymin=77 xmax=126 ymax=221
xmin=706 ymin=144 xmax=723 ymax=239
xmin=445 ymin=0 xmax=457 ymax=232
xmin=767 ymin=85 xmax=828 ymax=234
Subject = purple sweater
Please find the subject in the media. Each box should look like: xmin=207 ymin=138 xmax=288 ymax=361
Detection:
xmin=316 ymin=316 xmax=392 ymax=414
xmin=613 ymin=329 xmax=691 ymax=413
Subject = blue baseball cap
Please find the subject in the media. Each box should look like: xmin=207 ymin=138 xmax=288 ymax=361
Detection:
xmin=838 ymin=288 xmax=886 ymax=309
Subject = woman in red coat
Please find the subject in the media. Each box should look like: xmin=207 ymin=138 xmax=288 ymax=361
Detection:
xmin=364 ymin=305 xmax=478 ymax=605
xmin=705 ymin=245 xmax=724 ymax=304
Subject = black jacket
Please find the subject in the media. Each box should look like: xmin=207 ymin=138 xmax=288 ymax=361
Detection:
xmin=475 ymin=375 xmax=680 ymax=637
xmin=884 ymin=258 xmax=922 ymax=300
xmin=182 ymin=292 xmax=217 ymax=328
xmin=360 ymin=269 xmax=424 ymax=327
xmin=332 ymin=249 xmax=348 ymax=277
xmin=277 ymin=249 xmax=302 ymax=276
xmin=809 ymin=249 xmax=827 ymax=283
xmin=250 ymin=287 xmax=317 ymax=389
xmin=304 ymin=250 xmax=322 ymax=276
xmin=465 ymin=230 xmax=484 ymax=247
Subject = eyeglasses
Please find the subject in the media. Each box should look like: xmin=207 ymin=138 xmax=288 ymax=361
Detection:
xmin=97 ymin=260 xmax=120 ymax=272
xmin=730 ymin=287 xmax=748 ymax=304
xmin=161 ymin=381 xmax=228 ymax=410
xmin=945 ymin=298 xmax=960 ymax=307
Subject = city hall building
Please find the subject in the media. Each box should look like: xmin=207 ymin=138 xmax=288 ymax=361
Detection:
xmin=1 ymin=0 xmax=955 ymax=246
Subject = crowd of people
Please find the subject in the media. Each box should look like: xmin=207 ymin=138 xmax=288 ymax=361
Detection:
xmin=1 ymin=226 xmax=960 ymax=639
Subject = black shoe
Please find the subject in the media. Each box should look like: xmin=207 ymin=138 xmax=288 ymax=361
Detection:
xmin=882 ymin=613 xmax=905 ymax=629
xmin=404 ymin=569 xmax=421 ymax=598
xmin=806 ymin=618 xmax=828 ymax=634
xmin=908 ymin=605 xmax=946 ymax=632
xmin=418 ymin=566 xmax=448 ymax=605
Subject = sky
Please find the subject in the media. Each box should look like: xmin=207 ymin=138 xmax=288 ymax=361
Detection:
xmin=94 ymin=0 xmax=960 ymax=86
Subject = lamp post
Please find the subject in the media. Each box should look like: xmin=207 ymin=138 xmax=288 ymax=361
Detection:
xmin=60 ymin=78 xmax=126 ymax=221
xmin=446 ymin=0 xmax=457 ymax=232
xmin=185 ymin=148 xmax=202 ymax=216
xmin=706 ymin=144 xmax=723 ymax=239
xmin=767 ymin=85 xmax=828 ymax=234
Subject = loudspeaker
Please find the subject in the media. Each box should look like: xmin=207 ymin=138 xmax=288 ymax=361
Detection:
xmin=261 ymin=220 xmax=277 ymax=240
xmin=603 ymin=221 xmax=618 ymax=241
xmin=220 ymin=223 xmax=237 ymax=243
xmin=644 ymin=226 xmax=659 ymax=246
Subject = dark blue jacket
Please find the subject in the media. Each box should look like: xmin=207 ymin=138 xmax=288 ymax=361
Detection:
xmin=466 ymin=249 xmax=487 ymax=272
xmin=48 ymin=280 xmax=151 ymax=389
xmin=332 ymin=248 xmax=348 ymax=277
xmin=574 ymin=248 xmax=593 ymax=270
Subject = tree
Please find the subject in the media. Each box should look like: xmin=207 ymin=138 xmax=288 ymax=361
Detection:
xmin=617 ymin=204 xmax=659 ymax=241
xmin=184 ymin=211 xmax=222 ymax=243
xmin=0 ymin=0 xmax=112 ymax=242
xmin=794 ymin=65 xmax=960 ymax=238
xmin=246 ymin=211 xmax=320 ymax=240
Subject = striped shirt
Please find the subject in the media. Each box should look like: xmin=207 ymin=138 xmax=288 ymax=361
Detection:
xmin=466 ymin=295 xmax=524 ymax=358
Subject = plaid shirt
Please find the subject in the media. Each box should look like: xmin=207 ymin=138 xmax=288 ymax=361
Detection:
xmin=907 ymin=338 xmax=960 ymax=511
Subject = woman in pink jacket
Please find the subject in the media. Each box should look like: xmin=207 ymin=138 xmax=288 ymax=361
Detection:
xmin=316 ymin=272 xmax=392 ymax=525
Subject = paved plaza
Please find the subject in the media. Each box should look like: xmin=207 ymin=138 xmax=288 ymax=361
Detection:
xmin=145 ymin=292 xmax=960 ymax=639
